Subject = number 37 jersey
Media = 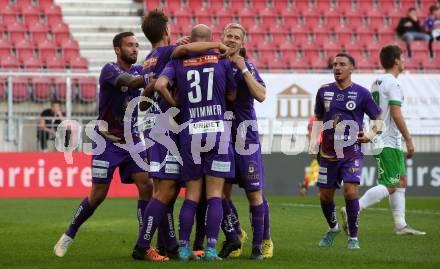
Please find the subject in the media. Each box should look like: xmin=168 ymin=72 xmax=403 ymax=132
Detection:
xmin=159 ymin=52 xmax=237 ymax=142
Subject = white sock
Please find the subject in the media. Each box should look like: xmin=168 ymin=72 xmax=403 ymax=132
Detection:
xmin=389 ymin=188 xmax=407 ymax=230
xmin=359 ymin=184 xmax=389 ymax=210
xmin=330 ymin=223 xmax=339 ymax=232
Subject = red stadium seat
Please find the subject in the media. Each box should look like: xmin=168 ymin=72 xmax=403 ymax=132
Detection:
xmin=44 ymin=55 xmax=65 ymax=70
xmin=6 ymin=21 xmax=27 ymax=41
xmin=32 ymin=76 xmax=53 ymax=101
xmin=12 ymin=77 xmax=30 ymax=102
xmin=51 ymin=22 xmax=70 ymax=43
xmin=60 ymin=39 xmax=80 ymax=61
xmin=0 ymin=4 xmax=19 ymax=25
xmin=14 ymin=39 xmax=36 ymax=59
xmin=309 ymin=56 xmax=330 ymax=71
xmin=28 ymin=22 xmax=49 ymax=43
xmin=38 ymin=39 xmax=58 ymax=58
xmin=285 ymin=56 xmax=309 ymax=70
xmin=0 ymin=76 xmax=6 ymax=100
xmin=22 ymin=55 xmax=43 ymax=71
xmin=0 ymin=39 xmax=12 ymax=57
xmin=69 ymin=56 xmax=88 ymax=71
xmin=43 ymin=4 xmax=63 ymax=25
xmin=421 ymin=58 xmax=440 ymax=71
xmin=0 ymin=55 xmax=20 ymax=70
xmin=20 ymin=4 xmax=41 ymax=25
xmin=38 ymin=0 xmax=55 ymax=9
xmin=54 ymin=77 xmax=67 ymax=101
xmin=75 ymin=77 xmax=97 ymax=102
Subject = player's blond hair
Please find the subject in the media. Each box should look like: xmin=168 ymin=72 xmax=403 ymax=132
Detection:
xmin=223 ymin=23 xmax=246 ymax=40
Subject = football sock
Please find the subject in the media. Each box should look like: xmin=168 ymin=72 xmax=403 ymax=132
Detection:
xmin=320 ymin=200 xmax=338 ymax=229
xmin=359 ymin=185 xmax=389 ymax=210
xmin=345 ymin=198 xmax=360 ymax=239
xmin=179 ymin=199 xmax=197 ymax=248
xmin=206 ymin=197 xmax=222 ymax=249
xmin=65 ymin=197 xmax=96 ymax=239
xmin=389 ymin=188 xmax=407 ymax=230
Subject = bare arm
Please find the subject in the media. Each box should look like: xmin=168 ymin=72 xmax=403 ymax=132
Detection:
xmin=115 ymin=73 xmax=145 ymax=89
xmin=230 ymin=54 xmax=266 ymax=102
xmin=154 ymin=76 xmax=177 ymax=107
xmin=171 ymin=42 xmax=232 ymax=59
xmin=390 ymin=104 xmax=414 ymax=158
xmin=308 ymin=116 xmax=323 ymax=155
xmin=139 ymin=78 xmax=157 ymax=111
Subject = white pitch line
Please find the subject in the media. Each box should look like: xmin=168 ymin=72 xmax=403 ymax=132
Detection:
xmin=277 ymin=203 xmax=440 ymax=216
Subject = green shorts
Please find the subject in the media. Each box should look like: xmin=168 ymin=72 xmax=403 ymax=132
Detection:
xmin=374 ymin=147 xmax=406 ymax=187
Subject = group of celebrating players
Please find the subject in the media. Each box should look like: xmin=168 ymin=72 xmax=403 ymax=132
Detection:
xmin=53 ymin=6 xmax=425 ymax=263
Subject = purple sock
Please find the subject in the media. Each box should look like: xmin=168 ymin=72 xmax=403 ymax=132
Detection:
xmin=193 ymin=198 xmax=206 ymax=249
xmin=320 ymin=200 xmax=338 ymax=229
xmin=137 ymin=200 xmax=149 ymax=234
xmin=157 ymin=202 xmax=178 ymax=250
xmin=205 ymin=197 xmax=223 ymax=249
xmin=263 ymin=196 xmax=271 ymax=240
xmin=345 ymin=198 xmax=360 ymax=238
xmin=229 ymin=200 xmax=242 ymax=234
xmin=136 ymin=199 xmax=167 ymax=248
xmin=65 ymin=197 xmax=96 ymax=238
xmin=221 ymin=198 xmax=238 ymax=241
xmin=250 ymin=203 xmax=265 ymax=250
xmin=179 ymin=199 xmax=198 ymax=248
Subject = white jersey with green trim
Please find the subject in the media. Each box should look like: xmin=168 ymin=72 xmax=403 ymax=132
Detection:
xmin=371 ymin=73 xmax=403 ymax=150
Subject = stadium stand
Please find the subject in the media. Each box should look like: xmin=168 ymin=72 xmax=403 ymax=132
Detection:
xmin=144 ymin=0 xmax=440 ymax=71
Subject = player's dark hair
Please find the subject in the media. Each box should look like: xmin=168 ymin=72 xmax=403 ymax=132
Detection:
xmin=335 ymin=52 xmax=355 ymax=67
xmin=50 ymin=99 xmax=61 ymax=105
xmin=142 ymin=9 xmax=168 ymax=44
xmin=429 ymin=5 xmax=439 ymax=15
xmin=239 ymin=47 xmax=246 ymax=58
xmin=113 ymin=32 xmax=135 ymax=48
xmin=408 ymin=7 xmax=416 ymax=13
xmin=379 ymin=45 xmax=402 ymax=69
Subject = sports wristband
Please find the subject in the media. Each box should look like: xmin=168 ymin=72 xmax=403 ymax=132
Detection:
xmin=241 ymin=68 xmax=249 ymax=75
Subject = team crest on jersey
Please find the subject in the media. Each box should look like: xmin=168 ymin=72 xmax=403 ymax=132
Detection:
xmin=346 ymin=100 xmax=356 ymax=110
xmin=247 ymin=161 xmax=259 ymax=180
xmin=144 ymin=57 xmax=158 ymax=69
xmin=336 ymin=94 xmax=344 ymax=101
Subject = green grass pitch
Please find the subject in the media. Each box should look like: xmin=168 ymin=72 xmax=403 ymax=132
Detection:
xmin=0 ymin=196 xmax=439 ymax=269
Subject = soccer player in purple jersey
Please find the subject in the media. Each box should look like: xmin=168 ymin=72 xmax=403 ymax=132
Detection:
xmin=133 ymin=11 xmax=233 ymax=261
xmin=310 ymin=53 xmax=382 ymax=249
xmin=215 ymin=23 xmax=271 ymax=260
xmin=155 ymin=25 xmax=237 ymax=261
xmin=54 ymin=32 xmax=153 ymax=258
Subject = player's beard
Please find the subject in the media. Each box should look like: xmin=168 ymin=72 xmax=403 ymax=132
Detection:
xmin=121 ymin=52 xmax=137 ymax=65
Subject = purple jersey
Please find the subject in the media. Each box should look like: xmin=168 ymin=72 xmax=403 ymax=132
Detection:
xmin=160 ymin=52 xmax=237 ymax=144
xmin=314 ymin=82 xmax=381 ymax=159
xmin=143 ymin=45 xmax=176 ymax=114
xmin=98 ymin=62 xmax=143 ymax=141
xmin=231 ymin=60 xmax=265 ymax=143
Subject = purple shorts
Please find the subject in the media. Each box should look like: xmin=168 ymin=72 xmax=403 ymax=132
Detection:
xmin=179 ymin=140 xmax=235 ymax=182
xmin=227 ymin=144 xmax=265 ymax=192
xmin=317 ymin=155 xmax=363 ymax=189
xmin=91 ymin=138 xmax=147 ymax=184
xmin=147 ymin=133 xmax=180 ymax=180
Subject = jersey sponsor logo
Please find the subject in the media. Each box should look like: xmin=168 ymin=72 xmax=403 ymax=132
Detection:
xmin=211 ymin=160 xmax=231 ymax=172
xmin=318 ymin=173 xmax=327 ymax=184
xmin=319 ymin=167 xmax=328 ymax=173
xmin=149 ymin=161 xmax=160 ymax=172
xmin=324 ymin=100 xmax=331 ymax=112
xmin=144 ymin=57 xmax=158 ymax=69
xmin=348 ymin=95 xmax=357 ymax=100
xmin=346 ymin=100 xmax=356 ymax=110
xmin=189 ymin=120 xmax=224 ymax=134
xmin=336 ymin=94 xmax=345 ymax=101
xmin=142 ymin=116 xmax=156 ymax=130
xmin=182 ymin=55 xmax=219 ymax=67
xmin=324 ymin=96 xmax=333 ymax=101
xmin=92 ymin=167 xmax=108 ymax=179
xmin=324 ymin=91 xmax=334 ymax=97
xmin=92 ymin=160 xmax=110 ymax=168
xmin=165 ymin=163 xmax=180 ymax=174
xmin=165 ymin=154 xmax=179 ymax=163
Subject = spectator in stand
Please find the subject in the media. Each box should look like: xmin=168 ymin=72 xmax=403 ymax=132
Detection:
xmin=396 ymin=8 xmax=431 ymax=58
xmin=425 ymin=5 xmax=440 ymax=57
xmin=37 ymin=100 xmax=64 ymax=151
